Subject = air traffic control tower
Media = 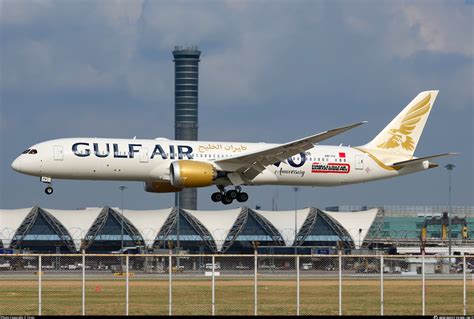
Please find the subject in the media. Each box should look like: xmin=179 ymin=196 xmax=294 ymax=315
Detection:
xmin=173 ymin=46 xmax=201 ymax=209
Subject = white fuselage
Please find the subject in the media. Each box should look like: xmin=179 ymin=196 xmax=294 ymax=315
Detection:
xmin=11 ymin=137 xmax=427 ymax=187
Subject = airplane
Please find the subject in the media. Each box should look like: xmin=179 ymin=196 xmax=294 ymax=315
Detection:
xmin=11 ymin=90 xmax=457 ymax=205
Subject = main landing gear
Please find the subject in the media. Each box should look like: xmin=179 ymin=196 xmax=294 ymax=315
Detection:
xmin=211 ymin=186 xmax=249 ymax=205
xmin=41 ymin=176 xmax=53 ymax=195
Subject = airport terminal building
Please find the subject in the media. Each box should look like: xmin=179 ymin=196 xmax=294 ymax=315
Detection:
xmin=1 ymin=206 xmax=381 ymax=254
xmin=1 ymin=205 xmax=473 ymax=254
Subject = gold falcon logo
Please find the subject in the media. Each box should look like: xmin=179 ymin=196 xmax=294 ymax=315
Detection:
xmin=377 ymin=94 xmax=431 ymax=151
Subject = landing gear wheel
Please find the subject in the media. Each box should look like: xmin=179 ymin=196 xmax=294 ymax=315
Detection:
xmin=45 ymin=186 xmax=54 ymax=195
xmin=211 ymin=192 xmax=223 ymax=202
xmin=236 ymin=192 xmax=249 ymax=202
xmin=221 ymin=196 xmax=233 ymax=205
xmin=226 ymin=190 xmax=238 ymax=200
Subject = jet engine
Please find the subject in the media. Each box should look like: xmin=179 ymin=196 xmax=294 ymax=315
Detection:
xmin=170 ymin=160 xmax=217 ymax=188
xmin=144 ymin=181 xmax=183 ymax=193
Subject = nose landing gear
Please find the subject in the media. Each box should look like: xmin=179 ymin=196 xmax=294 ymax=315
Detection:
xmin=211 ymin=186 xmax=248 ymax=205
xmin=41 ymin=176 xmax=53 ymax=195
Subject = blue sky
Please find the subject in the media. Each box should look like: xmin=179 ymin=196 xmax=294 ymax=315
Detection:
xmin=1 ymin=0 xmax=472 ymax=210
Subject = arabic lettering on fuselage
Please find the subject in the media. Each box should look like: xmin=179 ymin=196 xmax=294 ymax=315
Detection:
xmin=198 ymin=143 xmax=248 ymax=153
xmin=71 ymin=142 xmax=310 ymax=168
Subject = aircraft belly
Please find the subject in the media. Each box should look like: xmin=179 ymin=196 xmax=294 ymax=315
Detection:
xmin=43 ymin=155 xmax=153 ymax=181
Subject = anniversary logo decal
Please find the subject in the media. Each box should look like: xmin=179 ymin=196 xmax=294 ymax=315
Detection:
xmin=311 ymin=162 xmax=350 ymax=174
xmin=275 ymin=167 xmax=305 ymax=177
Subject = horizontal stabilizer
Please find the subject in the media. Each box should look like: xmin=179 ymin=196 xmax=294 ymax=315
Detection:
xmin=389 ymin=152 xmax=460 ymax=167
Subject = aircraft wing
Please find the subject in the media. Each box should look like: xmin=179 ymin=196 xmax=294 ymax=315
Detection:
xmin=214 ymin=121 xmax=367 ymax=183
xmin=388 ymin=152 xmax=459 ymax=167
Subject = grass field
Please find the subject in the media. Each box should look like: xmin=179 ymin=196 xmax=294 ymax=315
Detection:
xmin=0 ymin=277 xmax=472 ymax=315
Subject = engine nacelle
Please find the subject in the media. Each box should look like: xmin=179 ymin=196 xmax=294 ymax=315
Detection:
xmin=144 ymin=181 xmax=183 ymax=193
xmin=170 ymin=160 xmax=217 ymax=188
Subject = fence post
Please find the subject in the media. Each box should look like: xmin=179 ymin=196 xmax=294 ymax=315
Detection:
xmin=463 ymin=255 xmax=466 ymax=316
xmin=380 ymin=254 xmax=384 ymax=316
xmin=254 ymin=250 xmax=258 ymax=316
xmin=169 ymin=251 xmax=172 ymax=316
xmin=126 ymin=255 xmax=129 ymax=316
xmin=338 ymin=251 xmax=342 ymax=316
xmin=212 ymin=255 xmax=215 ymax=316
xmin=296 ymin=255 xmax=300 ymax=316
xmin=38 ymin=255 xmax=42 ymax=316
xmin=422 ymin=253 xmax=425 ymax=316
xmin=82 ymin=251 xmax=85 ymax=316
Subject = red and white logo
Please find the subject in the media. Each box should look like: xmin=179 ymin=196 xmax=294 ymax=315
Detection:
xmin=339 ymin=152 xmax=346 ymax=158
xmin=311 ymin=162 xmax=350 ymax=174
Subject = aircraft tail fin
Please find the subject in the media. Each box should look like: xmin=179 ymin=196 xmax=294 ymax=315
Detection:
xmin=363 ymin=90 xmax=439 ymax=158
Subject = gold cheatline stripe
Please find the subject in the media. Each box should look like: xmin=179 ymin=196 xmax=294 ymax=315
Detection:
xmin=354 ymin=147 xmax=401 ymax=171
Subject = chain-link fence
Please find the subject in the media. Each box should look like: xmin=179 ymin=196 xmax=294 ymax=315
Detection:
xmin=0 ymin=253 xmax=472 ymax=315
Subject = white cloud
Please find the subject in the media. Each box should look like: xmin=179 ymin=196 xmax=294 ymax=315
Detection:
xmin=0 ymin=0 xmax=53 ymax=26
xmin=1 ymin=0 xmax=472 ymax=109
xmin=96 ymin=0 xmax=144 ymax=30
xmin=401 ymin=2 xmax=473 ymax=57
xmin=341 ymin=1 xmax=473 ymax=58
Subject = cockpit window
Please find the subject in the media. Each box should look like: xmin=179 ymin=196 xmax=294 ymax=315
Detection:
xmin=21 ymin=149 xmax=38 ymax=154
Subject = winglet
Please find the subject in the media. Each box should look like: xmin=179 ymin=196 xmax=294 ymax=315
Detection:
xmin=304 ymin=121 xmax=367 ymax=146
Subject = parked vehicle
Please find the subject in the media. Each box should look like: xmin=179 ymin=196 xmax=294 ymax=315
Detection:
xmin=171 ymin=265 xmax=185 ymax=273
xmin=302 ymin=263 xmax=313 ymax=270
xmin=235 ymin=265 xmax=250 ymax=270
xmin=205 ymin=263 xmax=221 ymax=270
xmin=24 ymin=264 xmax=37 ymax=270
xmin=0 ymin=262 xmax=11 ymax=270
xmin=96 ymin=265 xmax=109 ymax=270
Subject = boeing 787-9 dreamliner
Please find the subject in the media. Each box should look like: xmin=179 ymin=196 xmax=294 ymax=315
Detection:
xmin=12 ymin=90 xmax=456 ymax=204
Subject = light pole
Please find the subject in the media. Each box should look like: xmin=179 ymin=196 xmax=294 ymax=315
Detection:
xmin=445 ymin=164 xmax=455 ymax=256
xmin=294 ymin=187 xmax=299 ymax=255
xmin=176 ymin=191 xmax=181 ymax=269
xmin=119 ymin=186 xmax=127 ymax=253
xmin=177 ymin=191 xmax=180 ymax=252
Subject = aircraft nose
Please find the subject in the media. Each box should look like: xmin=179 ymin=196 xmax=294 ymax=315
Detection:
xmin=11 ymin=157 xmax=22 ymax=172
